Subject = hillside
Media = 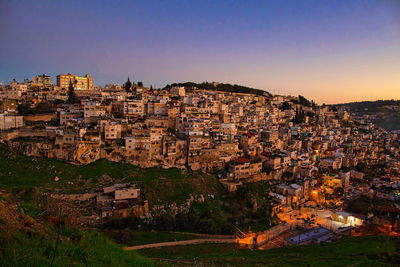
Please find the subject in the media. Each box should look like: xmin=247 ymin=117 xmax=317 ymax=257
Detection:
xmin=140 ymin=236 xmax=400 ymax=266
xmin=336 ymin=100 xmax=400 ymax=112
xmin=0 ymin=201 xmax=158 ymax=267
xmin=2 ymin=197 xmax=398 ymax=267
xmin=336 ymin=100 xmax=400 ymax=131
xmin=0 ymin=144 xmax=220 ymax=200
xmin=164 ymin=82 xmax=270 ymax=96
xmin=1 ymin=146 xmax=399 ymax=266
xmin=0 ymin=144 xmax=275 ymax=234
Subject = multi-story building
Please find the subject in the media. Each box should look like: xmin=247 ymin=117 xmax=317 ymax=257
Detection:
xmin=5 ymin=82 xmax=28 ymax=100
xmin=170 ymin=86 xmax=185 ymax=97
xmin=228 ymin=158 xmax=262 ymax=180
xmin=122 ymin=100 xmax=145 ymax=116
xmin=84 ymin=101 xmax=106 ymax=123
xmin=57 ymin=73 xmax=93 ymax=90
xmin=59 ymin=110 xmax=83 ymax=125
xmin=103 ymin=121 xmax=122 ymax=140
xmin=32 ymin=75 xmax=52 ymax=88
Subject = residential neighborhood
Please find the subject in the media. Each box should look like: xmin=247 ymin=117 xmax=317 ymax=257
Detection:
xmin=1 ymin=75 xmax=400 ymax=248
xmin=2 ymin=1 xmax=400 ymax=265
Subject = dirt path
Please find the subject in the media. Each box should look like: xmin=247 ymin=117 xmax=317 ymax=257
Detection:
xmin=169 ymin=231 xmax=234 ymax=238
xmin=124 ymin=238 xmax=236 ymax=250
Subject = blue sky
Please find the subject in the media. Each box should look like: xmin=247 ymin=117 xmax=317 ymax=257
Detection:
xmin=1 ymin=0 xmax=399 ymax=103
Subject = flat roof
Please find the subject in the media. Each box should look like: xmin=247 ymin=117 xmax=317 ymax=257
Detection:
xmin=286 ymin=227 xmax=331 ymax=245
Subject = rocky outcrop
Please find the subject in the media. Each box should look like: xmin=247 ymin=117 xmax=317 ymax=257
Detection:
xmin=101 ymin=148 xmax=124 ymax=162
xmin=5 ymin=139 xmax=187 ymax=170
xmin=74 ymin=142 xmax=101 ymax=164
xmin=151 ymin=194 xmax=215 ymax=217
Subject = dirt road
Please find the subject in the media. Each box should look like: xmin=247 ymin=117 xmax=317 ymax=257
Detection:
xmin=124 ymin=238 xmax=236 ymax=250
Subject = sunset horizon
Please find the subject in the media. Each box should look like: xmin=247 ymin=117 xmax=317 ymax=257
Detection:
xmin=1 ymin=0 xmax=399 ymax=104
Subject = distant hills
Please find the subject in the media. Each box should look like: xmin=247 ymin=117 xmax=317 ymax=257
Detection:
xmin=335 ymin=100 xmax=400 ymax=131
xmin=164 ymin=82 xmax=271 ymax=96
xmin=335 ymin=100 xmax=400 ymax=112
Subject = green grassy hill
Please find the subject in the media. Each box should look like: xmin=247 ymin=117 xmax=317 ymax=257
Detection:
xmin=0 ymin=144 xmax=275 ymax=235
xmin=0 ymin=228 xmax=158 ymax=267
xmin=0 ymin=201 xmax=161 ymax=267
xmin=0 ymin=144 xmax=222 ymax=204
xmin=140 ymin=236 xmax=399 ymax=266
xmin=1 ymin=145 xmax=399 ymax=266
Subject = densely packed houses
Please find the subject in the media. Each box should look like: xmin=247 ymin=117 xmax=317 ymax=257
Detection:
xmin=1 ymin=74 xmax=400 ymax=225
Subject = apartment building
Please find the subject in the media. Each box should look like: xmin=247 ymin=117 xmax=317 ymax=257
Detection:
xmin=104 ymin=121 xmax=122 ymax=140
xmin=84 ymin=101 xmax=106 ymax=123
xmin=228 ymin=158 xmax=262 ymax=180
xmin=57 ymin=73 xmax=93 ymax=90
xmin=170 ymin=86 xmax=185 ymax=97
xmin=32 ymin=75 xmax=52 ymax=88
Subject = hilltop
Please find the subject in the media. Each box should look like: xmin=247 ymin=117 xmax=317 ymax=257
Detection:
xmin=335 ymin=100 xmax=400 ymax=112
xmin=335 ymin=99 xmax=400 ymax=131
xmin=164 ymin=81 xmax=271 ymax=96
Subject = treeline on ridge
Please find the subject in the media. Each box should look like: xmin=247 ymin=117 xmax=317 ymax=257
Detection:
xmin=164 ymin=82 xmax=270 ymax=96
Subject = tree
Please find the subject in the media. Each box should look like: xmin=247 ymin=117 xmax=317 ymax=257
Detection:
xmin=17 ymin=103 xmax=32 ymax=115
xmin=293 ymin=106 xmax=306 ymax=124
xmin=281 ymin=101 xmax=292 ymax=111
xmin=124 ymin=77 xmax=132 ymax=92
xmin=311 ymin=100 xmax=317 ymax=108
xmin=137 ymin=81 xmax=143 ymax=87
xmin=162 ymin=82 xmax=271 ymax=96
xmin=306 ymin=111 xmax=315 ymax=117
xmin=45 ymin=196 xmax=70 ymax=267
xmin=67 ymin=81 xmax=77 ymax=104
xmin=298 ymin=95 xmax=312 ymax=107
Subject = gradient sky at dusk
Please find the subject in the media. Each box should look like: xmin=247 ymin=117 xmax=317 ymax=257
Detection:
xmin=1 ymin=0 xmax=399 ymax=104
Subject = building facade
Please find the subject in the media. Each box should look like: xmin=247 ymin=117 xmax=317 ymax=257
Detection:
xmin=57 ymin=73 xmax=93 ymax=90
xmin=32 ymin=75 xmax=52 ymax=88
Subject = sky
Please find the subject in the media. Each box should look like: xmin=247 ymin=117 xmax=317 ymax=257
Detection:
xmin=0 ymin=0 xmax=399 ymax=104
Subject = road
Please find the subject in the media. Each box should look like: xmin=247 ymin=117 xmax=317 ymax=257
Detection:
xmin=124 ymin=238 xmax=236 ymax=250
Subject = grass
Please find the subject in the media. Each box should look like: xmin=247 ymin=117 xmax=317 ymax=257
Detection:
xmin=0 ymin=226 xmax=163 ymax=267
xmin=139 ymin=236 xmax=399 ymax=266
xmin=2 ymin=146 xmax=398 ymax=265
xmin=0 ymin=144 xmax=143 ymax=190
xmin=0 ymin=145 xmax=223 ymax=205
xmin=17 ymin=201 xmax=45 ymax=218
xmin=0 ymin=144 xmax=234 ymax=231
xmin=0 ymin=194 xmax=162 ymax=266
xmin=0 ymin=144 xmax=272 ymax=235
